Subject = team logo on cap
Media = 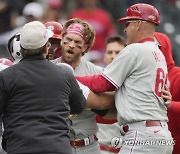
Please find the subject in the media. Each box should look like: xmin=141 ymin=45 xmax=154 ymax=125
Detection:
xmin=47 ymin=25 xmax=54 ymax=31
xmin=148 ymin=15 xmax=156 ymax=21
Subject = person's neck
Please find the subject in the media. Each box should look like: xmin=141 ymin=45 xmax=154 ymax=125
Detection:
xmin=59 ymin=58 xmax=81 ymax=70
xmin=136 ymin=32 xmax=154 ymax=43
xmin=137 ymin=26 xmax=155 ymax=42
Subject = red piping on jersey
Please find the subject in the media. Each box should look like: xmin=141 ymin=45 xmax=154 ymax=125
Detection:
xmin=101 ymin=73 xmax=119 ymax=89
xmin=138 ymin=38 xmax=154 ymax=43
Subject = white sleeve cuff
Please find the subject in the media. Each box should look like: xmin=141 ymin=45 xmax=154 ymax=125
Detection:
xmin=77 ymin=80 xmax=90 ymax=99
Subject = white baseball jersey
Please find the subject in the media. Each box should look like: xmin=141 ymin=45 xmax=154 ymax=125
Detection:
xmin=102 ymin=41 xmax=168 ymax=125
xmin=97 ymin=122 xmax=121 ymax=145
xmin=52 ymin=58 xmax=103 ymax=138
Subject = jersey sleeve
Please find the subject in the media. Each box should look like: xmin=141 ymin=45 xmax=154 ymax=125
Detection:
xmin=77 ymin=81 xmax=90 ymax=99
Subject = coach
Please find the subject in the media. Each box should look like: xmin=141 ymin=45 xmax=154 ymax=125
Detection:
xmin=0 ymin=21 xmax=86 ymax=154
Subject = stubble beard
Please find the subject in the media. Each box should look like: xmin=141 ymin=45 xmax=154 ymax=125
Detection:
xmin=61 ymin=46 xmax=82 ymax=67
xmin=61 ymin=54 xmax=73 ymax=65
xmin=61 ymin=52 xmax=81 ymax=66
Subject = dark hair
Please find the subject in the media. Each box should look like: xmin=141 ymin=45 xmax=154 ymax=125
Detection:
xmin=105 ymin=35 xmax=126 ymax=48
xmin=20 ymin=43 xmax=47 ymax=58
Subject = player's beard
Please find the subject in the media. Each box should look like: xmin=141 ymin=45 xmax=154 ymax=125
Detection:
xmin=61 ymin=48 xmax=81 ymax=65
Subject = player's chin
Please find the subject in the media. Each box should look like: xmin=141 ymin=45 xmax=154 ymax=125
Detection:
xmin=64 ymin=56 xmax=74 ymax=64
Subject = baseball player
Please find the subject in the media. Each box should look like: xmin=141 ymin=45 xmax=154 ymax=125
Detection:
xmin=77 ymin=3 xmax=173 ymax=154
xmin=44 ymin=21 xmax=63 ymax=60
xmin=44 ymin=20 xmax=115 ymax=112
xmin=96 ymin=36 xmax=126 ymax=154
xmin=154 ymin=32 xmax=180 ymax=154
xmin=51 ymin=18 xmax=103 ymax=154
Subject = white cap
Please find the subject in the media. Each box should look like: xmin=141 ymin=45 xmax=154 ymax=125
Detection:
xmin=20 ymin=21 xmax=54 ymax=49
xmin=23 ymin=2 xmax=43 ymax=19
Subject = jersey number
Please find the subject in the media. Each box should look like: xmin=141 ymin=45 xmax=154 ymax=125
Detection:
xmin=155 ymin=68 xmax=168 ymax=97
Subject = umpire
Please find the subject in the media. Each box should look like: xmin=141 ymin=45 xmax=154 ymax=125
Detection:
xmin=0 ymin=21 xmax=86 ymax=154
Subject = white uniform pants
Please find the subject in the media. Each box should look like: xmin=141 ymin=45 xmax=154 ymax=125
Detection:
xmin=119 ymin=121 xmax=173 ymax=154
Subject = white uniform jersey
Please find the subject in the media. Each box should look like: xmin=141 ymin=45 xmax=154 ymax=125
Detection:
xmin=97 ymin=122 xmax=121 ymax=145
xmin=102 ymin=41 xmax=168 ymax=125
xmin=52 ymin=58 xmax=103 ymax=138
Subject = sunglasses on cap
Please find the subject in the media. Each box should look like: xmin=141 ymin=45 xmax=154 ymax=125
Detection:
xmin=125 ymin=20 xmax=147 ymax=28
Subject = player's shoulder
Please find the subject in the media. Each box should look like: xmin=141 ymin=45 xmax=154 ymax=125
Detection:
xmin=121 ymin=43 xmax=141 ymax=55
xmin=81 ymin=58 xmax=103 ymax=72
xmin=56 ymin=63 xmax=74 ymax=75
xmin=127 ymin=43 xmax=142 ymax=48
xmin=125 ymin=42 xmax=153 ymax=52
xmin=51 ymin=58 xmax=59 ymax=64
xmin=120 ymin=43 xmax=152 ymax=59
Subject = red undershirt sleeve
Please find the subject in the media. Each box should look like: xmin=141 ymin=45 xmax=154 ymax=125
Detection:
xmin=168 ymin=101 xmax=180 ymax=114
xmin=76 ymin=74 xmax=116 ymax=93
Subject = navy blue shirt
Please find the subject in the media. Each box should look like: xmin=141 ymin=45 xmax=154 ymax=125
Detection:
xmin=0 ymin=56 xmax=86 ymax=154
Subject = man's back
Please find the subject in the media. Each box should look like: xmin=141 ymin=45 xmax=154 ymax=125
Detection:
xmin=51 ymin=58 xmax=103 ymax=139
xmin=0 ymin=56 xmax=85 ymax=154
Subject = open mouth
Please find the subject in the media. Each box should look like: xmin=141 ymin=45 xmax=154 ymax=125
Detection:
xmin=67 ymin=50 xmax=74 ymax=55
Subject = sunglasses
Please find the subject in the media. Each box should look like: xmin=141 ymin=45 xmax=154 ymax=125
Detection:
xmin=125 ymin=20 xmax=147 ymax=28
